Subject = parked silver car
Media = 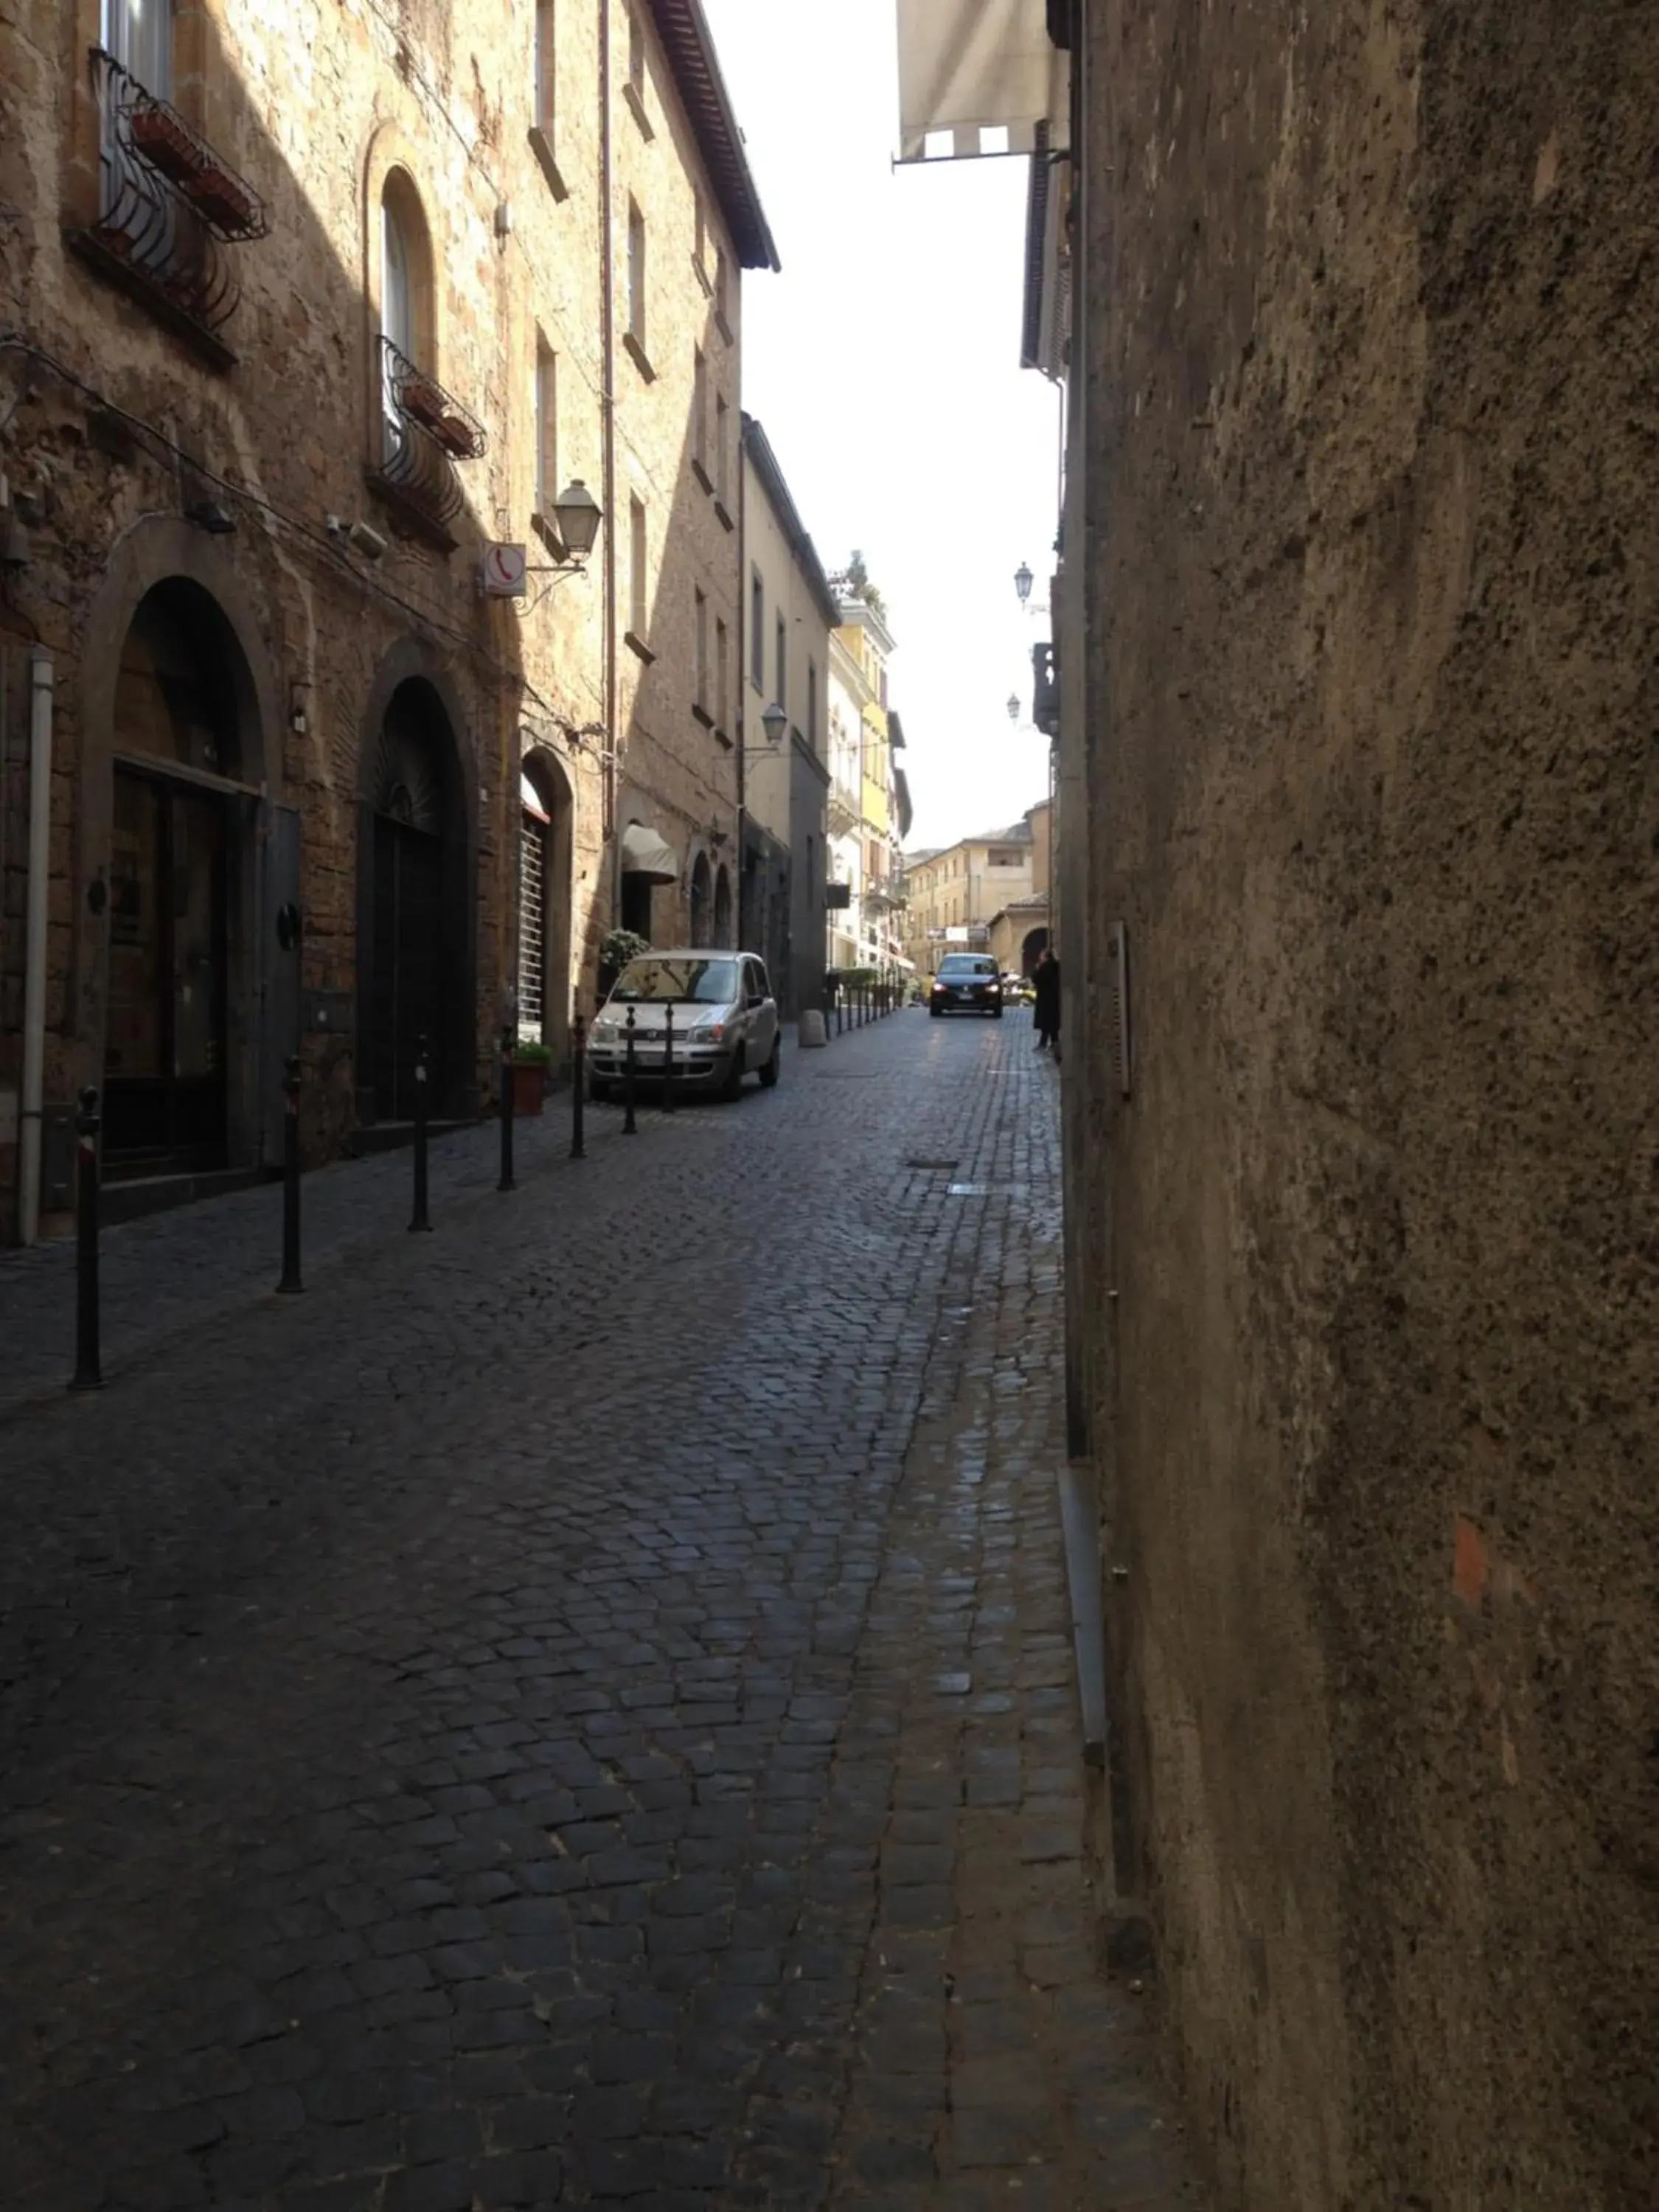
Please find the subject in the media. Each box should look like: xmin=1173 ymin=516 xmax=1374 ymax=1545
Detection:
xmin=588 ymin=950 xmax=781 ymax=1101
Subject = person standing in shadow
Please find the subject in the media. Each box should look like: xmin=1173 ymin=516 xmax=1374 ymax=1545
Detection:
xmin=1032 ymin=946 xmax=1061 ymax=1056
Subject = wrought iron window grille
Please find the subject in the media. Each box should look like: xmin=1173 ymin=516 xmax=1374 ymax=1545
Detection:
xmin=83 ymin=48 xmax=268 ymax=346
xmin=369 ymin=335 xmax=487 ymax=543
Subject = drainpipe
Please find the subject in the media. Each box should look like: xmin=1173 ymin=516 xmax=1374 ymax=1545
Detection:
xmin=600 ymin=0 xmax=619 ymax=936
xmin=19 ymin=647 xmax=52 ymax=1245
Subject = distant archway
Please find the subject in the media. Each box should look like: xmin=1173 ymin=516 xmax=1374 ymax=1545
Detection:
xmin=689 ymin=850 xmax=712 ymax=945
xmin=102 ymin=577 xmax=254 ymax=1175
xmin=356 ymin=658 xmax=475 ymax=1124
xmin=1021 ymin=926 xmax=1050 ymax=975
xmin=714 ymin=863 xmax=732 ymax=947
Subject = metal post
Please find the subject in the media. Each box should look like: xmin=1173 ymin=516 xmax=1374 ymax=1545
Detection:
xmin=623 ymin=1006 xmax=638 ymax=1133
xmin=662 ymin=1000 xmax=675 ymax=1115
xmin=276 ymin=1053 xmax=302 ymax=1293
xmin=571 ymin=1014 xmax=587 ymax=1159
xmin=409 ymin=1034 xmax=431 ymax=1231
xmin=498 ymin=1024 xmax=515 ymax=1192
xmin=68 ymin=1085 xmax=102 ymax=1391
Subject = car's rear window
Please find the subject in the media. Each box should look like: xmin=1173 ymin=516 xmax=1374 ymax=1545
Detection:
xmin=939 ymin=957 xmax=996 ymax=978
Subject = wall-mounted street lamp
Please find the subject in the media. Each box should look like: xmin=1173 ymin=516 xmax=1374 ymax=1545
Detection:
xmin=1007 ymin=693 xmax=1021 ymax=723
xmin=549 ymin=478 xmax=602 ymax=563
xmin=1015 ymin=560 xmax=1034 ymax=605
xmin=742 ymin=700 xmax=789 ymax=757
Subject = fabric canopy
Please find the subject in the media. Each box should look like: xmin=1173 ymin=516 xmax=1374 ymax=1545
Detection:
xmin=619 ymin=821 xmax=679 ymax=883
xmin=895 ymin=0 xmax=1056 ymax=161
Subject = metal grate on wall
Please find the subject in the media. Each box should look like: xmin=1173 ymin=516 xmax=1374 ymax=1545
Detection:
xmin=518 ymin=810 xmax=546 ymax=1040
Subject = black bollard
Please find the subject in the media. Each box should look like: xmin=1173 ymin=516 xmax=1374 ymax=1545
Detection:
xmin=837 ymin=992 xmax=844 ymax=1037
xmin=623 ymin=1006 xmax=638 ymax=1133
xmin=662 ymin=1001 xmax=675 ymax=1115
xmin=571 ymin=1014 xmax=587 ymax=1160
xmin=498 ymin=1024 xmax=515 ymax=1192
xmin=409 ymin=1033 xmax=432 ymax=1231
xmin=68 ymin=1085 xmax=102 ymax=1392
xmin=276 ymin=1053 xmax=302 ymax=1293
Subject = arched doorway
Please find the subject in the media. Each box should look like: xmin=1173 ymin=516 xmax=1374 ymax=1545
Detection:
xmin=361 ymin=675 xmax=470 ymax=1121
xmin=1021 ymin=926 xmax=1050 ymax=974
xmin=103 ymin=579 xmax=249 ymax=1174
xmin=714 ymin=863 xmax=732 ymax=947
xmin=689 ymin=851 xmax=712 ymax=945
xmin=519 ymin=751 xmax=574 ymax=1064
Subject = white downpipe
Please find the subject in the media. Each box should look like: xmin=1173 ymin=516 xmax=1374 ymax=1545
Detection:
xmin=18 ymin=648 xmax=52 ymax=1245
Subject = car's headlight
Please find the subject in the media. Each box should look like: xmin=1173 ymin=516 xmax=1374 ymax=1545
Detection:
xmin=689 ymin=1022 xmax=726 ymax=1044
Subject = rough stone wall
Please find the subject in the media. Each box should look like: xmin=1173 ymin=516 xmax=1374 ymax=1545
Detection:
xmin=612 ymin=0 xmax=742 ymax=950
xmin=0 ymin=0 xmax=748 ymax=1234
xmin=1077 ymin=2 xmax=1659 ymax=2207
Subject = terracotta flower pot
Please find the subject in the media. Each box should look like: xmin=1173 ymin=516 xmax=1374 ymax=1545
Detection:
xmin=131 ymin=105 xmax=203 ymax=187
xmin=192 ymin=162 xmax=257 ymax=232
xmin=400 ymin=375 xmax=447 ymax=429
xmin=511 ymin=1060 xmax=546 ymax=1117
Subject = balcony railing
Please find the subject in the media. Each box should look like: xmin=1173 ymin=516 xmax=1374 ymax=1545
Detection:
xmin=827 ymin=784 xmax=860 ymax=836
xmin=369 ymin=336 xmax=487 ymax=544
xmin=83 ymin=48 xmax=268 ymax=348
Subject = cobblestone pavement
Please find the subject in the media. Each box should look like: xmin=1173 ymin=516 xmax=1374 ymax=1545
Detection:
xmin=0 ymin=1008 xmax=1202 ymax=2211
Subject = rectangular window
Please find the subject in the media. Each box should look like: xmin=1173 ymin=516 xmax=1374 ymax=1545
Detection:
xmin=692 ymin=347 xmax=706 ymax=473
xmin=534 ymin=0 xmax=554 ymax=131
xmin=715 ymin=617 xmax=728 ymax=731
xmin=750 ymin=568 xmax=764 ymax=688
xmin=627 ymin=200 xmax=646 ymax=346
xmin=715 ymin=394 xmax=728 ymax=498
xmin=714 ymin=247 xmax=729 ymax=331
xmin=694 ymin=194 xmax=708 ymax=280
xmin=775 ymin=615 xmax=786 ymax=711
xmin=628 ymin=2 xmax=643 ymax=88
xmin=695 ymin=588 xmax=708 ymax=712
xmin=630 ymin=495 xmax=647 ymax=637
xmin=808 ymin=659 xmax=818 ymax=748
xmin=534 ymin=335 xmax=557 ymax=515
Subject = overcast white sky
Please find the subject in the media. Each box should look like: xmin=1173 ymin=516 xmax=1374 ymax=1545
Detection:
xmin=702 ymin=0 xmax=1062 ymax=854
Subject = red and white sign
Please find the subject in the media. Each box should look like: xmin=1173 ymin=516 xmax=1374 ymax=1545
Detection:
xmin=481 ymin=542 xmax=527 ymax=597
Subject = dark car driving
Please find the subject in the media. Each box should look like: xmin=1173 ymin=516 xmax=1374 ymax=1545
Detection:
xmin=928 ymin=953 xmax=1003 ymax=1018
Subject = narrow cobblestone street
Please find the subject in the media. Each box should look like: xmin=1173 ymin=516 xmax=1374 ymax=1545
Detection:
xmin=1 ymin=1012 xmax=1197 ymax=2211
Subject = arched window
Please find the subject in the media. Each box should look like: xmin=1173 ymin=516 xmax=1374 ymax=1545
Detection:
xmin=379 ymin=170 xmax=434 ymax=458
xmin=714 ymin=864 xmax=731 ymax=947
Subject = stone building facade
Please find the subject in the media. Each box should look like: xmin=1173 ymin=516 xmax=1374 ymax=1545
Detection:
xmin=739 ymin=413 xmax=834 ymax=1017
xmin=904 ymin=2 xmax=1658 ymax=2207
xmin=902 ymin=819 xmax=1037 ymax=978
xmin=0 ymin=0 xmax=773 ymax=1243
xmin=826 ymin=596 xmax=906 ymax=976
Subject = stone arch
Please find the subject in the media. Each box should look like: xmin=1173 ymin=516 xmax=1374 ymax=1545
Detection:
xmin=355 ymin=640 xmax=477 ymax=1124
xmin=519 ymin=744 xmax=575 ymax=1065
xmin=75 ymin=518 xmax=279 ymax=1175
xmin=689 ymin=850 xmax=712 ymax=945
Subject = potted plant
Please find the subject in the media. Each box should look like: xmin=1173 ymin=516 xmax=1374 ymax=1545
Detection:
xmin=510 ymin=1036 xmax=551 ymax=1116
xmin=598 ymin=926 xmax=650 ymax=999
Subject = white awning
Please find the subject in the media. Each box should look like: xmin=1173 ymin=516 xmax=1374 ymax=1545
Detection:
xmin=619 ymin=821 xmax=678 ymax=883
xmin=895 ymin=0 xmax=1057 ymax=162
